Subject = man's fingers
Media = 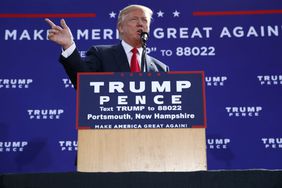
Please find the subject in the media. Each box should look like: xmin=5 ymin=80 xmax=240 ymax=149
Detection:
xmin=45 ymin=18 xmax=71 ymax=46
xmin=45 ymin=18 xmax=56 ymax=27
xmin=49 ymin=29 xmax=60 ymax=34
xmin=45 ymin=18 xmax=64 ymax=31
xmin=60 ymin=19 xmax=68 ymax=29
xmin=53 ymin=25 xmax=63 ymax=31
xmin=47 ymin=33 xmax=54 ymax=39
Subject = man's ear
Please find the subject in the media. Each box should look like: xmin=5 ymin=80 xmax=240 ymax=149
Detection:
xmin=118 ymin=23 xmax=123 ymax=34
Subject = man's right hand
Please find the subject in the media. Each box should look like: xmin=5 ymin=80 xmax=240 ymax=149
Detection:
xmin=45 ymin=18 xmax=74 ymax=50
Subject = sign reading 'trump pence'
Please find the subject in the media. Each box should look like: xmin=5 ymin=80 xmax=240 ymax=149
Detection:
xmin=77 ymin=72 xmax=207 ymax=129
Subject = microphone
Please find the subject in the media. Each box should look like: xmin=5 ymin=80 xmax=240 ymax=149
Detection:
xmin=140 ymin=31 xmax=149 ymax=47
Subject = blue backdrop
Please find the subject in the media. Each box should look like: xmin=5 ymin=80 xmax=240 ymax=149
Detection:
xmin=0 ymin=0 xmax=282 ymax=173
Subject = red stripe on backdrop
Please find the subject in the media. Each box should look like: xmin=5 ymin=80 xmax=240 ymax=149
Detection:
xmin=0 ymin=13 xmax=96 ymax=18
xmin=193 ymin=9 xmax=282 ymax=16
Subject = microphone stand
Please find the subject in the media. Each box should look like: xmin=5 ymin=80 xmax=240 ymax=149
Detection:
xmin=141 ymin=44 xmax=147 ymax=72
xmin=141 ymin=32 xmax=149 ymax=72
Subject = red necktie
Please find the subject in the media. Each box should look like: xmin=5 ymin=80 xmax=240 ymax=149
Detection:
xmin=130 ymin=48 xmax=141 ymax=72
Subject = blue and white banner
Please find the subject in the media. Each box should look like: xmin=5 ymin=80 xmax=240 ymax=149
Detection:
xmin=77 ymin=72 xmax=206 ymax=129
xmin=0 ymin=0 xmax=281 ymax=173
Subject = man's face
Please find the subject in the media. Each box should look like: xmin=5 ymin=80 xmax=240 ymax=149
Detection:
xmin=119 ymin=8 xmax=150 ymax=47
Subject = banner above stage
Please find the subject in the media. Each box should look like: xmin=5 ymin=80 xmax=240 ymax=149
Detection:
xmin=77 ymin=72 xmax=207 ymax=129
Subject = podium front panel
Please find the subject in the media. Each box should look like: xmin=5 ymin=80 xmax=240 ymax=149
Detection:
xmin=76 ymin=72 xmax=207 ymax=172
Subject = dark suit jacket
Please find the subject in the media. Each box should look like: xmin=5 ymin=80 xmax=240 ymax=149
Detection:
xmin=60 ymin=43 xmax=169 ymax=88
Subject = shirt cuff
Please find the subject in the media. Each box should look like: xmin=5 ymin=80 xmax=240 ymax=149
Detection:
xmin=61 ymin=43 xmax=76 ymax=58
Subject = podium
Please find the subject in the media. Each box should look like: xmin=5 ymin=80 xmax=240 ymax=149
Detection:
xmin=76 ymin=72 xmax=207 ymax=172
xmin=77 ymin=129 xmax=206 ymax=172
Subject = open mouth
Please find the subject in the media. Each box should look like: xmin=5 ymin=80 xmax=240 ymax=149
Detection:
xmin=137 ymin=29 xmax=143 ymax=35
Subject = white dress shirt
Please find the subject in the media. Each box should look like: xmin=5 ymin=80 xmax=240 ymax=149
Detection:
xmin=121 ymin=40 xmax=143 ymax=68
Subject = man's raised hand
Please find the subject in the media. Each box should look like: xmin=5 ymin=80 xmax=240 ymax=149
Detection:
xmin=45 ymin=18 xmax=74 ymax=50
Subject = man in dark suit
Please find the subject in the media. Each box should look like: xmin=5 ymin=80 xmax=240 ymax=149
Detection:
xmin=45 ymin=4 xmax=169 ymax=88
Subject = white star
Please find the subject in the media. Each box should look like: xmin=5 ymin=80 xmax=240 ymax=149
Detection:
xmin=157 ymin=10 xmax=164 ymax=17
xmin=173 ymin=10 xmax=180 ymax=17
xmin=109 ymin=11 xmax=116 ymax=18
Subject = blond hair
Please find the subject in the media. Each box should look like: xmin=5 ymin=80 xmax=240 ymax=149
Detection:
xmin=117 ymin=4 xmax=153 ymax=39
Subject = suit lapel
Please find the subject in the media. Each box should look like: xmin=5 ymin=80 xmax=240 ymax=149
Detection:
xmin=112 ymin=44 xmax=130 ymax=72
